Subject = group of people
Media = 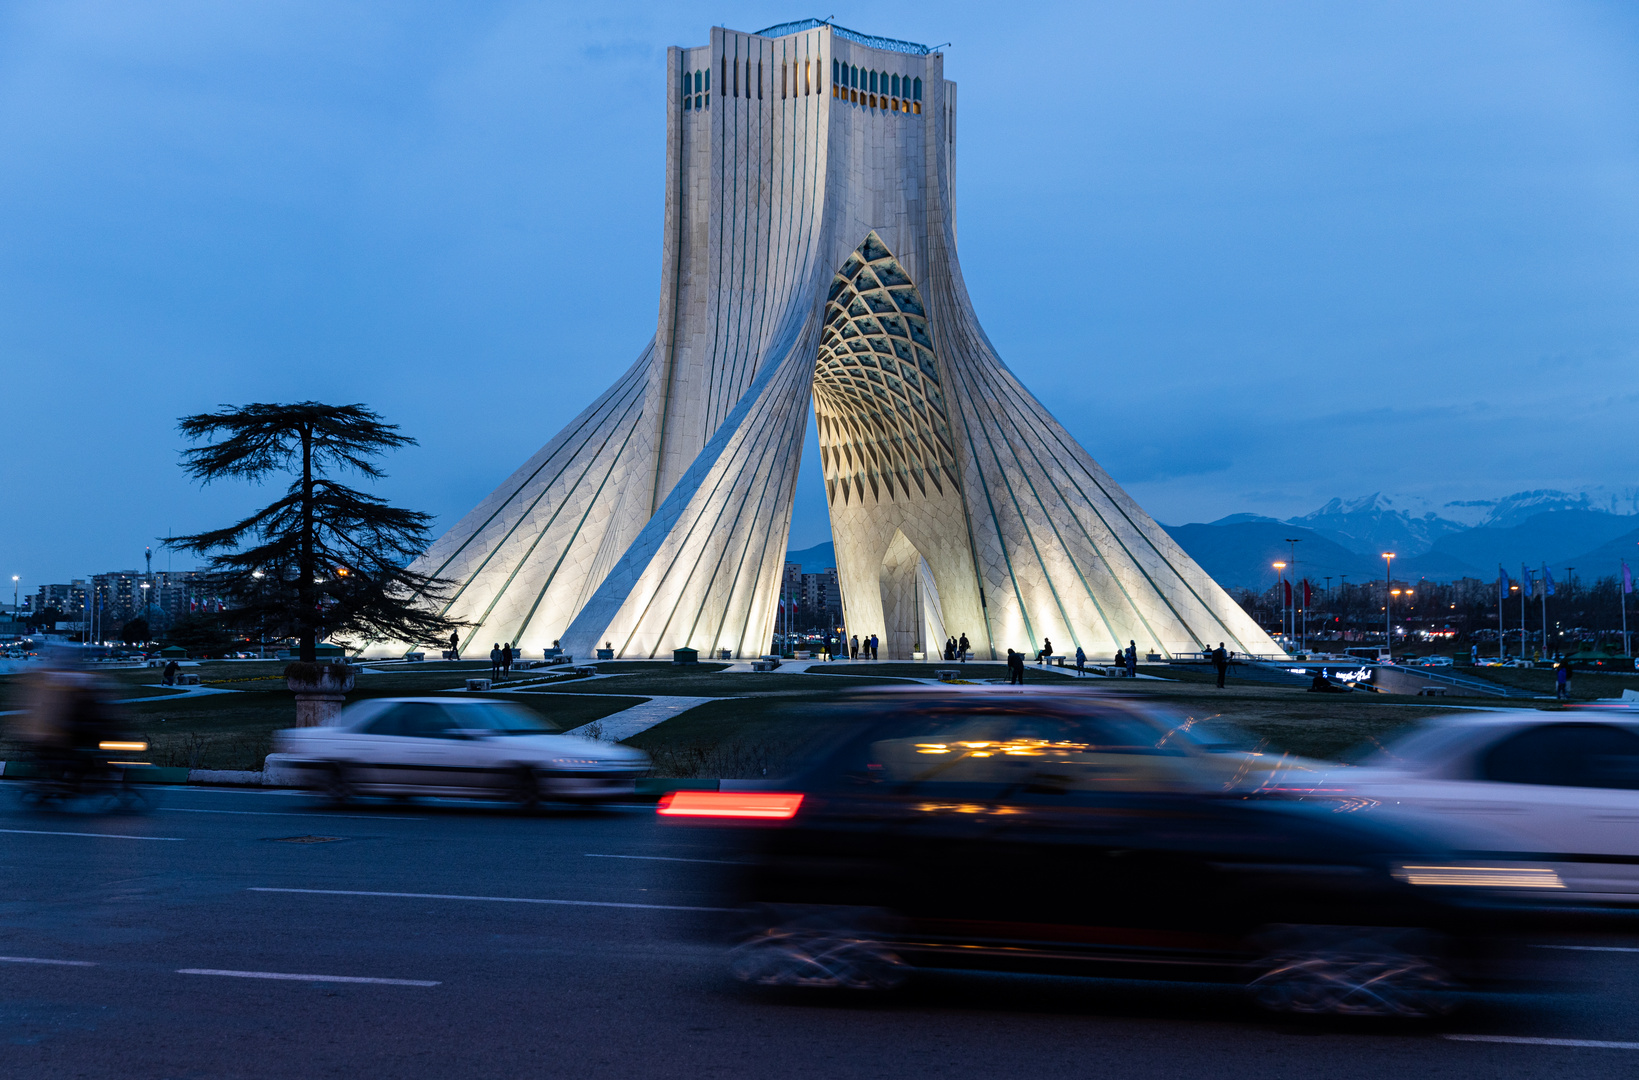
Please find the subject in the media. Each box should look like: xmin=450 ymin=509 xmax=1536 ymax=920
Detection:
xmin=818 ymin=632 xmax=881 ymax=660
xmin=489 ymin=642 xmax=514 ymax=681
xmin=941 ymin=634 xmax=971 ymax=662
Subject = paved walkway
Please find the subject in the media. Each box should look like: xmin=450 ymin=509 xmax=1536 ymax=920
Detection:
xmin=561 ymin=696 xmax=718 ymax=741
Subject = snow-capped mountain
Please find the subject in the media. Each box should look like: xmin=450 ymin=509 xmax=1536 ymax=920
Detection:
xmin=1456 ymin=488 xmax=1639 ymax=530
xmin=1285 ymin=493 xmax=1468 ymax=557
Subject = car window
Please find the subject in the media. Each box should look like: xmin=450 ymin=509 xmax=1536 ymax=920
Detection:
xmin=1481 ymin=723 xmax=1639 ymax=789
xmin=841 ymin=711 xmax=1183 ymax=789
xmin=362 ymin=712 xmax=403 ymax=736
xmin=446 ymin=703 xmax=555 ymax=734
xmin=388 ymin=703 xmax=458 ymax=739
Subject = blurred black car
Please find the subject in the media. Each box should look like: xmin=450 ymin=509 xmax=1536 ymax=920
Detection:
xmin=660 ymin=694 xmax=1545 ymax=1017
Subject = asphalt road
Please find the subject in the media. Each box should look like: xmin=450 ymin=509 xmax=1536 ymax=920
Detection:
xmin=4 ymin=783 xmax=1639 ymax=1079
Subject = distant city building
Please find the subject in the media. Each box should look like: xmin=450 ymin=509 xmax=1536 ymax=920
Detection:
xmin=801 ymin=569 xmax=842 ymax=624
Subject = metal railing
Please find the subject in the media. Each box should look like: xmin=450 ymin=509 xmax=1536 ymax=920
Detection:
xmin=754 ymin=19 xmax=934 ymax=55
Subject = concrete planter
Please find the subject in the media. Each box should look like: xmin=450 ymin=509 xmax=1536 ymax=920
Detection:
xmin=284 ymin=662 xmax=356 ymax=727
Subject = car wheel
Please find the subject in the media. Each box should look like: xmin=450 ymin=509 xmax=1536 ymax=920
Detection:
xmin=322 ymin=764 xmax=356 ymax=807
xmin=511 ymin=766 xmax=541 ymax=811
xmin=1248 ymin=925 xmax=1454 ymax=1018
xmin=729 ymin=906 xmax=908 ymax=991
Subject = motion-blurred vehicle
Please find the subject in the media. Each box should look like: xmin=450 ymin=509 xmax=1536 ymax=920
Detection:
xmin=660 ymin=694 xmax=1538 ymax=1017
xmin=1269 ymin=712 xmax=1639 ymax=909
xmin=1413 ymin=656 xmax=1453 ymax=668
xmin=8 ymin=667 xmax=151 ymax=811
xmin=273 ymin=697 xmax=647 ymax=807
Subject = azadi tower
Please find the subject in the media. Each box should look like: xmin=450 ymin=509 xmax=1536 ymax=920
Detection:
xmin=393 ymin=19 xmax=1280 ymax=662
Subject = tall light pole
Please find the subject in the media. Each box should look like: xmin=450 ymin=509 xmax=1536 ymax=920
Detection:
xmin=1273 ymin=561 xmax=1288 ymax=647
xmin=1382 ymin=553 xmax=1395 ymax=658
xmin=1282 ymin=538 xmax=1304 ymax=653
xmin=10 ymin=576 xmax=17 ymax=641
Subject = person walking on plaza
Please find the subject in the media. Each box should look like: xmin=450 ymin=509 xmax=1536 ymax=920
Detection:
xmin=1212 ymin=642 xmax=1229 ymax=688
xmin=1075 ymin=645 xmax=1085 ymax=677
xmin=850 ymin=634 xmax=859 ymax=660
xmin=1007 ymin=648 xmax=1025 ymax=685
xmin=489 ymin=643 xmax=501 ymax=682
xmin=501 ymin=642 xmax=513 ymax=678
xmin=958 ymin=633 xmax=970 ymax=665
xmin=448 ymin=630 xmax=460 ymax=661
xmin=1040 ymin=637 xmax=1053 ymax=666
xmin=1125 ymin=641 xmax=1137 ymax=678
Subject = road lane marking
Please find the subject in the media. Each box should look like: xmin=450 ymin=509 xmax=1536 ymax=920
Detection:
xmin=0 ymin=828 xmax=185 ymax=841
xmin=248 ymin=887 xmax=729 ymax=912
xmin=1446 ymin=1035 xmax=1639 ymax=1050
xmin=585 ymin=853 xmax=741 ymax=865
xmin=1536 ymin=945 xmax=1639 ymax=953
xmin=178 ymin=969 xmax=439 ymax=986
xmin=160 ymin=808 xmax=425 ymax=821
xmin=0 ymin=956 xmax=97 ymax=967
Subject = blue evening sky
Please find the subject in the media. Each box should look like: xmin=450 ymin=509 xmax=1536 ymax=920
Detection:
xmin=3 ymin=1 xmax=1637 ymax=587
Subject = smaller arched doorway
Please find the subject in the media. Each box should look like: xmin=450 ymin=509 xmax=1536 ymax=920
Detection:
xmin=879 ymin=530 xmax=947 ymax=660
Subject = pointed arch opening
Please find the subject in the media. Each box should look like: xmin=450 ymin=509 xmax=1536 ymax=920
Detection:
xmin=813 ymin=233 xmax=958 ymax=509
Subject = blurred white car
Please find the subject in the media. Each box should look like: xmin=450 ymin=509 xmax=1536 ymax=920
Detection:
xmin=1268 ymin=711 xmax=1639 ymax=907
xmin=273 ymin=698 xmax=648 ymax=807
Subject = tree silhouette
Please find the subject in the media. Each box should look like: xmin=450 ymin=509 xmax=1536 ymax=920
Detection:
xmin=168 ymin=402 xmax=462 ymax=663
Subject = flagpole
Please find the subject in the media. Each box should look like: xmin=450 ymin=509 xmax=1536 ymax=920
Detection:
xmin=1522 ymin=564 xmax=1530 ymax=662
xmin=1622 ymin=563 xmax=1629 ymax=658
xmin=1499 ymin=568 xmax=1505 ymax=661
xmin=1542 ymin=562 xmax=1550 ymax=660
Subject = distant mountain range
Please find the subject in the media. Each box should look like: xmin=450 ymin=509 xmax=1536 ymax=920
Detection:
xmin=1164 ymin=490 xmax=1639 ymax=589
xmin=786 ymin=542 xmax=836 ymax=573
xmin=786 ymin=489 xmax=1639 ymax=590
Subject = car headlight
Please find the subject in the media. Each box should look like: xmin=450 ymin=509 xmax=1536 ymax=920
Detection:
xmin=1393 ymin=863 xmax=1566 ymax=889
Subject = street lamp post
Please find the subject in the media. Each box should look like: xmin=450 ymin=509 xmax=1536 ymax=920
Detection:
xmin=10 ymin=576 xmax=17 ymax=642
xmin=1282 ymin=538 xmax=1304 ymax=653
xmin=1382 ymin=553 xmax=1396 ymax=658
xmin=1273 ymin=562 xmax=1288 ymax=648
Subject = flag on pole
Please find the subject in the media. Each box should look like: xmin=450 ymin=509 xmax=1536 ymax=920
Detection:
xmin=1302 ymin=580 xmax=1312 ymax=606
xmin=1624 ymin=561 xmax=1633 ymax=595
xmin=1499 ymin=566 xmax=1510 ymax=590
xmin=1283 ymin=580 xmax=1292 ymax=605
xmin=1544 ymin=566 xmax=1556 ymax=596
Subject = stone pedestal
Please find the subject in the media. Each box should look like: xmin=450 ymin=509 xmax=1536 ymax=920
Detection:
xmin=285 ymin=662 xmax=357 ymax=727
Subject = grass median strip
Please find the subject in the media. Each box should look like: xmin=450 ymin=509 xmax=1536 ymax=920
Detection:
xmin=178 ymin=968 xmax=439 ymax=987
xmin=248 ymin=886 xmax=729 ymax=912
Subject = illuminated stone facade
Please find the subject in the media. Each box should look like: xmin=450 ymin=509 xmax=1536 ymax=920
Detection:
xmin=390 ymin=20 xmax=1279 ymax=662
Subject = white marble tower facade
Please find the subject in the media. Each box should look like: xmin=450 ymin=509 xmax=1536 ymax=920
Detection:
xmin=389 ymin=20 xmax=1280 ymax=663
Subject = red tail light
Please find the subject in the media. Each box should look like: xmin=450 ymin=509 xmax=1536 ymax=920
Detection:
xmin=656 ymin=791 xmax=805 ymax=819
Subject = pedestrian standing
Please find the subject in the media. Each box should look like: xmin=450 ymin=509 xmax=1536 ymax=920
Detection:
xmin=489 ymin=643 xmax=501 ymax=682
xmin=850 ymin=634 xmax=860 ymax=660
xmin=870 ymin=633 xmax=879 ymax=660
xmin=501 ymin=642 xmax=513 ymax=678
xmin=1212 ymin=642 xmax=1229 ymax=688
xmin=1556 ymin=658 xmax=1571 ymax=701
xmin=1125 ymin=641 xmax=1137 ymax=678
xmin=449 ymin=630 xmax=460 ymax=661
xmin=958 ymin=633 xmax=970 ymax=665
xmin=1075 ymin=645 xmax=1085 ymax=677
